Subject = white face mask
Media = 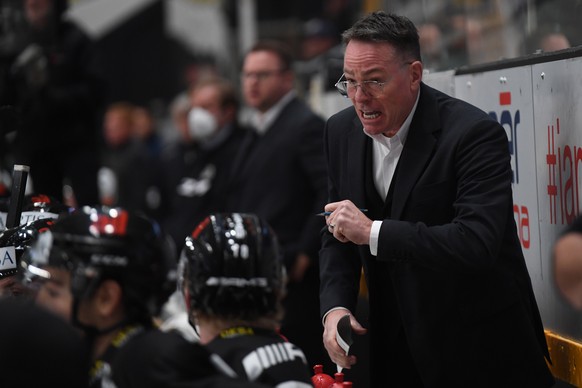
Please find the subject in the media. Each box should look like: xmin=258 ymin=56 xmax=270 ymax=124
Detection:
xmin=188 ymin=107 xmax=218 ymax=141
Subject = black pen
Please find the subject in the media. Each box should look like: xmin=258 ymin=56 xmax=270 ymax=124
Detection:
xmin=316 ymin=208 xmax=368 ymax=216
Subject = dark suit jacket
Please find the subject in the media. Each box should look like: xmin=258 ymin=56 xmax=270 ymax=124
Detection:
xmin=319 ymin=83 xmax=554 ymax=387
xmin=228 ymin=96 xmax=329 ymax=368
xmin=229 ymin=96 xmax=327 ymax=268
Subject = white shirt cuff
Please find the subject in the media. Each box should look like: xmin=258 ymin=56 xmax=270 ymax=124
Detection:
xmin=369 ymin=220 xmax=382 ymax=256
xmin=322 ymin=307 xmax=350 ymax=326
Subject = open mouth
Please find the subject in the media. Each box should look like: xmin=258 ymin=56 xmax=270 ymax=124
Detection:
xmin=361 ymin=111 xmax=381 ymax=119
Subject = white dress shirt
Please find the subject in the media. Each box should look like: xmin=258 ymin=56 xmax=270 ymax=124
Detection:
xmin=322 ymin=93 xmax=420 ymax=325
xmin=247 ymin=90 xmax=296 ymax=135
xmin=367 ymin=93 xmax=419 ymax=256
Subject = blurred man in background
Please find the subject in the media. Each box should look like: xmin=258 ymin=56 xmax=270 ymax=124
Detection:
xmin=228 ymin=40 xmax=330 ymax=371
xmin=162 ymin=76 xmax=249 ymax=249
xmin=0 ymin=0 xmax=106 ymax=206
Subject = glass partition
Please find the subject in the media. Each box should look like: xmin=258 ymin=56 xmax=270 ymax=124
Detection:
xmin=381 ymin=0 xmax=580 ymax=72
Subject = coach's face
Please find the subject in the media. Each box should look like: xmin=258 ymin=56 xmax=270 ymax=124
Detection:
xmin=343 ymin=39 xmax=422 ymax=137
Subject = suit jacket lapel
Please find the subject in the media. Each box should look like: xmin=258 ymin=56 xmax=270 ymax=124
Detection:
xmin=391 ymin=84 xmax=440 ymax=219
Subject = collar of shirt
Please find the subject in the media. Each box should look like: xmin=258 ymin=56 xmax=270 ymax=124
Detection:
xmin=366 ymin=91 xmax=420 ymax=199
xmin=249 ymin=90 xmax=296 ymax=135
xmin=366 ymin=92 xmax=420 ymax=257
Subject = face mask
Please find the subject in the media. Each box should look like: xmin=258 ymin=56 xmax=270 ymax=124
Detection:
xmin=188 ymin=107 xmax=217 ymax=142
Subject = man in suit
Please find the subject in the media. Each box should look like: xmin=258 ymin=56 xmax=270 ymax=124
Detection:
xmin=228 ymin=41 xmax=330 ymax=371
xmin=319 ymin=11 xmax=555 ymax=387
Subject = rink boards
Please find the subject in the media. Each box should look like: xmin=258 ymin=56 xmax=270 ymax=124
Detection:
xmin=425 ymin=47 xmax=582 ymax=386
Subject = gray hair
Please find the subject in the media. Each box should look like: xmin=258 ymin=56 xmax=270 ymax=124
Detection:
xmin=342 ymin=11 xmax=421 ymax=62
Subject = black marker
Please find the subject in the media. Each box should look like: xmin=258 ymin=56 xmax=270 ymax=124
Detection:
xmin=316 ymin=208 xmax=368 ymax=216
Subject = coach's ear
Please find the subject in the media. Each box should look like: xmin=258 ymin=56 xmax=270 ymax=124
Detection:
xmin=409 ymin=60 xmax=423 ymax=90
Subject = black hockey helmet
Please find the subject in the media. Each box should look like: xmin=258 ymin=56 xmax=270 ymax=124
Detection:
xmin=179 ymin=213 xmax=285 ymax=321
xmin=21 ymin=206 xmax=175 ymax=323
xmin=0 ymin=193 xmax=72 ymax=231
xmin=0 ymin=217 xmax=55 ymax=280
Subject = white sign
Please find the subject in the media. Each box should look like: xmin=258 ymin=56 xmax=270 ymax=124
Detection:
xmin=454 ymin=68 xmax=540 ymax=277
xmin=0 ymin=246 xmax=17 ymax=271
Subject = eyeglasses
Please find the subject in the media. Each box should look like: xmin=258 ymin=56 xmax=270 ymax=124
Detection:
xmin=335 ymin=63 xmax=413 ymax=98
xmin=241 ymin=69 xmax=286 ymax=82
xmin=335 ymin=74 xmax=391 ymax=98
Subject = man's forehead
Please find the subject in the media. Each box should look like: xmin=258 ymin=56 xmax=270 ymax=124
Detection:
xmin=244 ymin=51 xmax=281 ymax=67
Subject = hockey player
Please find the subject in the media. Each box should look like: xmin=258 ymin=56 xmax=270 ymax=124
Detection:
xmin=21 ymin=205 xmax=268 ymax=388
xmin=0 ymin=216 xmax=56 ymax=297
xmin=0 ymin=192 xmax=70 ymax=297
xmin=179 ymin=212 xmax=313 ymax=387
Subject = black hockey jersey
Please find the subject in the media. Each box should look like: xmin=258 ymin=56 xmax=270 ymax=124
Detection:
xmin=89 ymin=325 xmax=269 ymax=388
xmin=206 ymin=326 xmax=313 ymax=387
